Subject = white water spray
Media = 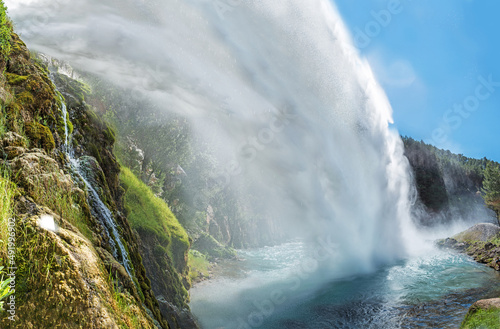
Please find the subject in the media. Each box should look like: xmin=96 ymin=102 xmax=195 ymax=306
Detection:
xmin=8 ymin=0 xmax=422 ymax=275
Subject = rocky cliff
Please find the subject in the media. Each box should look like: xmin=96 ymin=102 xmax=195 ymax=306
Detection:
xmin=0 ymin=23 xmax=196 ymax=328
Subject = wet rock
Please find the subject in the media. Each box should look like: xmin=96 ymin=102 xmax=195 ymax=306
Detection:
xmin=484 ymin=242 xmax=495 ymax=250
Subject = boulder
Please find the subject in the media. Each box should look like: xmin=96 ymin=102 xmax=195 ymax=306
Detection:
xmin=1 ymin=131 xmax=27 ymax=148
xmin=471 ymin=298 xmax=500 ymax=311
xmin=452 ymin=223 xmax=500 ymax=243
xmin=462 ymin=298 xmax=500 ymax=328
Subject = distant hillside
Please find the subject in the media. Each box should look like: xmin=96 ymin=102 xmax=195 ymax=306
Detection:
xmin=402 ymin=137 xmax=498 ymax=226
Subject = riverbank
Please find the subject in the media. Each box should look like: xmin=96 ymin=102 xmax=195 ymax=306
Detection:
xmin=437 ymin=223 xmax=500 ymax=328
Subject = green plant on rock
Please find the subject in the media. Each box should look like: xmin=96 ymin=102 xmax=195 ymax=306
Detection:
xmin=120 ymin=166 xmax=189 ymax=271
xmin=25 ymin=121 xmax=55 ymax=152
xmin=188 ymin=249 xmax=211 ymax=283
xmin=0 ymin=0 xmax=12 ymax=61
xmin=461 ymin=307 xmax=500 ymax=329
xmin=30 ymin=174 xmax=92 ymax=241
xmin=0 ymin=266 xmax=13 ymax=312
xmin=0 ymin=168 xmax=15 ymax=256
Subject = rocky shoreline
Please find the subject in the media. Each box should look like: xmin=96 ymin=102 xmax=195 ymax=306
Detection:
xmin=437 ymin=223 xmax=500 ymax=328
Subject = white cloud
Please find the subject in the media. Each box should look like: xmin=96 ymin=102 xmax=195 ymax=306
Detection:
xmin=4 ymin=0 xmax=41 ymax=10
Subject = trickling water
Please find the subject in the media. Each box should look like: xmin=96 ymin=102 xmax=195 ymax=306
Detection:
xmin=61 ymin=102 xmax=69 ymax=151
xmin=57 ymin=94 xmax=133 ymax=278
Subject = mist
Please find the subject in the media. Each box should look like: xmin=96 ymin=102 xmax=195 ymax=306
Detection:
xmin=6 ymin=0 xmax=422 ymax=277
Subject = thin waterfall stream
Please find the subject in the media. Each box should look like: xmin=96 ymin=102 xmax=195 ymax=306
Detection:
xmin=59 ymin=96 xmax=133 ymax=278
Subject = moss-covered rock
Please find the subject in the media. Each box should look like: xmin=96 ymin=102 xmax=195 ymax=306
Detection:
xmin=0 ymin=18 xmax=197 ymax=328
xmin=120 ymin=166 xmax=198 ymax=328
xmin=461 ymin=298 xmax=500 ymax=329
xmin=192 ymin=232 xmax=237 ymax=262
xmin=25 ymin=121 xmax=55 ymax=152
xmin=453 ymin=223 xmax=500 ymax=243
xmin=0 ymin=200 xmax=158 ymax=328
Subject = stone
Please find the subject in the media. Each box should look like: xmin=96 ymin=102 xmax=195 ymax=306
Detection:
xmin=1 ymin=131 xmax=27 ymax=148
xmin=452 ymin=223 xmax=500 ymax=243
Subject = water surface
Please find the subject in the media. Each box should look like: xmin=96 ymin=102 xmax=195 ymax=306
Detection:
xmin=190 ymin=241 xmax=500 ymax=329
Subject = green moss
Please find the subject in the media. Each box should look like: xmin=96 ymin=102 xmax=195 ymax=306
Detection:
xmin=120 ymin=166 xmax=190 ymax=270
xmin=104 ymin=125 xmax=116 ymax=144
xmin=193 ymin=232 xmax=236 ymax=261
xmin=5 ymin=72 xmax=28 ymax=85
xmin=461 ymin=307 xmax=500 ymax=328
xmin=52 ymin=73 xmax=91 ymax=104
xmin=25 ymin=121 xmax=55 ymax=151
xmin=15 ymin=90 xmax=34 ymax=105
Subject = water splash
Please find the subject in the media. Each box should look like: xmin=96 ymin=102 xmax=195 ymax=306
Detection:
xmin=10 ymin=0 xmax=422 ymax=274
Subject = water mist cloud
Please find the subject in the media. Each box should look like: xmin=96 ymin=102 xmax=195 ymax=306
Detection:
xmin=8 ymin=0 xmax=418 ymax=274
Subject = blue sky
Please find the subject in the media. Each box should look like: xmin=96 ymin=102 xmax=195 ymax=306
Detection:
xmin=335 ymin=0 xmax=500 ymax=162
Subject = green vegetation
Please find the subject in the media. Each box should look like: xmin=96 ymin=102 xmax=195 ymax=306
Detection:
xmin=25 ymin=121 xmax=55 ymax=152
xmin=120 ymin=166 xmax=191 ymax=309
xmin=120 ymin=166 xmax=189 ymax=269
xmin=482 ymin=163 xmax=500 ymax=222
xmin=461 ymin=307 xmax=500 ymax=329
xmin=0 ymin=0 xmax=12 ymax=61
xmin=0 ymin=106 xmax=6 ymax=138
xmin=15 ymin=218 xmax=68 ymax=301
xmin=188 ymin=249 xmax=211 ymax=282
xmin=30 ymin=174 xmax=92 ymax=241
xmin=0 ymin=168 xmax=15 ymax=255
xmin=106 ymin=271 xmax=145 ymax=329
xmin=403 ymin=137 xmax=499 ymax=224
xmin=0 ymin=266 xmax=12 ymax=311
xmin=192 ymin=232 xmax=236 ymax=261
xmin=5 ymin=72 xmax=28 ymax=85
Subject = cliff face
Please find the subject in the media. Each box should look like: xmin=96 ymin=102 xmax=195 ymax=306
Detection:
xmin=403 ymin=137 xmax=496 ymax=226
xmin=0 ymin=27 xmax=195 ymax=328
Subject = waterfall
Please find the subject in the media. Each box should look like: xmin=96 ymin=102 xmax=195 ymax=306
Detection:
xmin=58 ymin=95 xmax=133 ymax=278
xmin=10 ymin=0 xmax=420 ymax=276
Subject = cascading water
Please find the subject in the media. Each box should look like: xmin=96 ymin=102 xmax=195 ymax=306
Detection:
xmin=58 ymin=96 xmax=133 ymax=278
xmin=8 ymin=0 xmax=419 ymax=271
xmin=8 ymin=0 xmax=500 ymax=327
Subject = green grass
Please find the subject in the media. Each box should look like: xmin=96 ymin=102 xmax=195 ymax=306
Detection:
xmin=0 ymin=168 xmax=15 ymax=256
xmin=188 ymin=249 xmax=211 ymax=282
xmin=120 ymin=166 xmax=189 ymax=270
xmin=0 ymin=0 xmax=12 ymax=61
xmin=461 ymin=308 xmax=500 ymax=329
xmin=0 ymin=105 xmax=6 ymax=138
xmin=30 ymin=174 xmax=92 ymax=241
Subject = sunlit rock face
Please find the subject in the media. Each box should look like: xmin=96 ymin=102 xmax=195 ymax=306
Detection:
xmin=7 ymin=0 xmax=417 ymax=273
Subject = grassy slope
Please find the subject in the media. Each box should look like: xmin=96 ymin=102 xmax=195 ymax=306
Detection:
xmin=120 ymin=166 xmax=189 ymax=270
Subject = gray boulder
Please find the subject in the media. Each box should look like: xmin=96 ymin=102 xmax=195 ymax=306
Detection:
xmin=452 ymin=223 xmax=500 ymax=243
